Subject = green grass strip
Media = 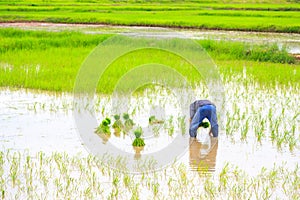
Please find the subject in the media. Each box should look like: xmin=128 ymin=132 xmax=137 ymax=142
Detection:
xmin=0 ymin=0 xmax=300 ymax=33
xmin=0 ymin=29 xmax=298 ymax=92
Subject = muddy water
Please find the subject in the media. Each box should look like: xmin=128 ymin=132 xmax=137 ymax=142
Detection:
xmin=0 ymin=89 xmax=85 ymax=155
xmin=1 ymin=22 xmax=300 ymax=54
xmin=1 ymin=89 xmax=299 ymax=176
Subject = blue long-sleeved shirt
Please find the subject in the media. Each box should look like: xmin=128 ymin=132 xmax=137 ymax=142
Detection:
xmin=190 ymin=100 xmax=215 ymax=119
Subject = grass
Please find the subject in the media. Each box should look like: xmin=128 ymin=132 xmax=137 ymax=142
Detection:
xmin=0 ymin=28 xmax=298 ymax=93
xmin=199 ymin=40 xmax=295 ymax=64
xmin=0 ymin=0 xmax=300 ymax=33
xmin=222 ymin=73 xmax=299 ymax=148
xmin=0 ymin=29 xmax=110 ymax=91
xmin=217 ymin=60 xmax=299 ymax=85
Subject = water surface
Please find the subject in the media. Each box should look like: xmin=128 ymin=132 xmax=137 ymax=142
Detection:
xmin=1 ymin=89 xmax=299 ymax=176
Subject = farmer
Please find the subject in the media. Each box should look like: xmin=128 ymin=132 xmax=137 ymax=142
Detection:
xmin=189 ymin=100 xmax=218 ymax=138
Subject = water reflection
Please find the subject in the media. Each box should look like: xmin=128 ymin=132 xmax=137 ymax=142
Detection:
xmin=133 ymin=146 xmax=144 ymax=160
xmin=96 ymin=133 xmax=110 ymax=144
xmin=1 ymin=89 xmax=299 ymax=175
xmin=189 ymin=136 xmax=218 ymax=172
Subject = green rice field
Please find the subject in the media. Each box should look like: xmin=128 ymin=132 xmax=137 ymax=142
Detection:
xmin=0 ymin=28 xmax=298 ymax=92
xmin=0 ymin=1 xmax=299 ymax=199
xmin=0 ymin=0 xmax=300 ymax=33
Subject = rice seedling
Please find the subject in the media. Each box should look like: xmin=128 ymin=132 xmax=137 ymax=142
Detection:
xmin=0 ymin=150 xmax=299 ymax=199
xmin=123 ymin=113 xmax=134 ymax=131
xmin=204 ymin=178 xmax=216 ymax=199
xmin=148 ymin=116 xmax=164 ymax=125
xmin=9 ymin=152 xmax=20 ymax=188
xmin=151 ymin=125 xmax=161 ymax=137
xmin=95 ymin=117 xmax=111 ymax=135
xmin=287 ymin=135 xmax=297 ymax=151
xmin=132 ymin=127 xmax=145 ymax=147
xmin=218 ymin=163 xmax=229 ymax=192
xmin=177 ymin=116 xmax=186 ymax=135
xmin=168 ymin=126 xmax=175 ymax=137
xmin=163 ymin=116 xmax=175 ymax=137
xmin=199 ymin=121 xmax=210 ymax=128
xmin=112 ymin=114 xmax=123 ymax=135
xmin=241 ymin=118 xmax=250 ymax=141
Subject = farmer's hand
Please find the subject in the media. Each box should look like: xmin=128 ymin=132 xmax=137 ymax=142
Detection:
xmin=209 ymin=130 xmax=213 ymax=137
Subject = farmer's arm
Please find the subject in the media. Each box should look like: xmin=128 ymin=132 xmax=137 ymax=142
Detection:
xmin=209 ymin=125 xmax=218 ymax=137
xmin=190 ymin=102 xmax=196 ymax=122
xmin=209 ymin=105 xmax=219 ymax=137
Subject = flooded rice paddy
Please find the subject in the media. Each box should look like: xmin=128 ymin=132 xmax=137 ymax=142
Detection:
xmin=0 ymin=23 xmax=299 ymax=199
xmin=1 ymin=87 xmax=299 ymax=173
xmin=0 ymin=74 xmax=299 ymax=198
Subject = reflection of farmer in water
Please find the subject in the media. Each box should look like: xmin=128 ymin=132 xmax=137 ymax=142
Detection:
xmin=189 ymin=100 xmax=219 ymax=138
xmin=189 ymin=137 xmax=218 ymax=172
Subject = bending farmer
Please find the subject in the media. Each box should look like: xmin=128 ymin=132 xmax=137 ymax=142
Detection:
xmin=189 ymin=100 xmax=219 ymax=138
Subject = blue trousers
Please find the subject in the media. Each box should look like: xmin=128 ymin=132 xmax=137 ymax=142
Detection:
xmin=189 ymin=105 xmax=218 ymax=137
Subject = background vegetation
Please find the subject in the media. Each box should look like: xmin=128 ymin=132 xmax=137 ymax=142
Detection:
xmin=0 ymin=0 xmax=300 ymax=32
xmin=0 ymin=29 xmax=298 ymax=92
